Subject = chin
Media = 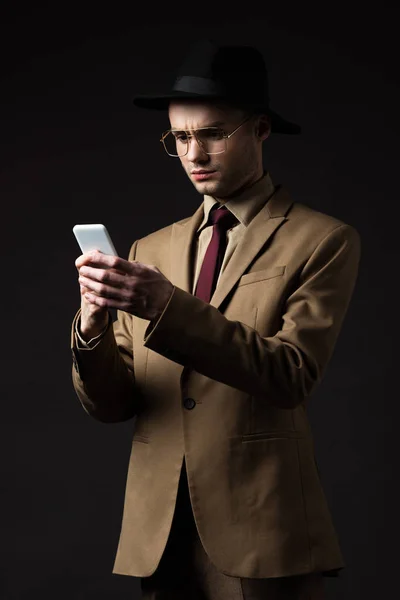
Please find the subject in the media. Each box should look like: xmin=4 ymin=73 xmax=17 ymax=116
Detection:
xmin=193 ymin=181 xmax=222 ymax=196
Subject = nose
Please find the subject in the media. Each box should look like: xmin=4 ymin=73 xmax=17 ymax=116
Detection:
xmin=186 ymin=136 xmax=209 ymax=163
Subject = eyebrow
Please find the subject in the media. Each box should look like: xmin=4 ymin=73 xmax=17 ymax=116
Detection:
xmin=206 ymin=120 xmax=225 ymax=127
xmin=170 ymin=120 xmax=225 ymax=131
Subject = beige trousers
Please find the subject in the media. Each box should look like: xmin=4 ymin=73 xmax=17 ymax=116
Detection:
xmin=140 ymin=460 xmax=326 ymax=600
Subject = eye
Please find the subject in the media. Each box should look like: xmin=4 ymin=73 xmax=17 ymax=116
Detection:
xmin=173 ymin=132 xmax=188 ymax=142
xmin=200 ymin=129 xmax=224 ymax=141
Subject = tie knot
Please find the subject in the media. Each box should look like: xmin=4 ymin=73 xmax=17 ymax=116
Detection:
xmin=209 ymin=205 xmax=238 ymax=231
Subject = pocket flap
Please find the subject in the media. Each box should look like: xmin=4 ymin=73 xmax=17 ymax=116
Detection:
xmin=238 ymin=265 xmax=286 ymax=287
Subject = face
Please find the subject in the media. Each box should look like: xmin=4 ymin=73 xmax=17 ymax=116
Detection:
xmin=167 ymin=100 xmax=270 ymax=200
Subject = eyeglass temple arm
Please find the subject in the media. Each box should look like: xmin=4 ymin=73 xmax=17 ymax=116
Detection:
xmin=225 ymin=116 xmax=251 ymax=139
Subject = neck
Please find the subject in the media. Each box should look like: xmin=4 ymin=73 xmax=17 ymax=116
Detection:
xmin=215 ymin=167 xmax=266 ymax=203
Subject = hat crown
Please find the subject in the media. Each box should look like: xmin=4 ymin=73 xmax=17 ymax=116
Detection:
xmin=174 ymin=40 xmax=270 ymax=106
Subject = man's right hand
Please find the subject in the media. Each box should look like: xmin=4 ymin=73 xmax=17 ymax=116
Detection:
xmin=76 ymin=253 xmax=109 ymax=340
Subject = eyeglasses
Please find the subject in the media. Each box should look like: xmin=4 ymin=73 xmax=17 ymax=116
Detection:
xmin=160 ymin=117 xmax=251 ymax=157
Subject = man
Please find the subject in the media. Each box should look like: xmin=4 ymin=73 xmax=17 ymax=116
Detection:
xmin=71 ymin=40 xmax=361 ymax=599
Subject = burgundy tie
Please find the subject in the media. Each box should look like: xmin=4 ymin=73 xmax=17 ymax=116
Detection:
xmin=194 ymin=205 xmax=238 ymax=303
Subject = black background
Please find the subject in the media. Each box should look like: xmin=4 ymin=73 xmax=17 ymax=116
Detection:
xmin=1 ymin=2 xmax=398 ymax=598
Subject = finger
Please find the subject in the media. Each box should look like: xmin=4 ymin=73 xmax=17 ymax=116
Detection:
xmin=84 ymin=292 xmax=134 ymax=312
xmin=75 ymin=251 xmax=103 ymax=269
xmin=79 ymin=267 xmax=128 ymax=287
xmin=79 ymin=275 xmax=132 ymax=301
xmin=76 ymin=251 xmax=118 ymax=271
xmin=80 ymin=283 xmax=94 ymax=296
xmin=84 ymin=292 xmax=108 ymax=307
xmin=83 ymin=250 xmax=128 ymax=271
xmin=109 ymin=267 xmax=127 ymax=276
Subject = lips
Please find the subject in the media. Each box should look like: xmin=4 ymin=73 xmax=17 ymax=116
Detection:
xmin=191 ymin=170 xmax=215 ymax=174
xmin=191 ymin=170 xmax=217 ymax=181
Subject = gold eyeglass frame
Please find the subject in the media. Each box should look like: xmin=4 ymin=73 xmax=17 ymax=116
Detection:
xmin=160 ymin=116 xmax=251 ymax=157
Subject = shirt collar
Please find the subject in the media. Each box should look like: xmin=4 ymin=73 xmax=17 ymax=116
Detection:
xmin=197 ymin=171 xmax=275 ymax=233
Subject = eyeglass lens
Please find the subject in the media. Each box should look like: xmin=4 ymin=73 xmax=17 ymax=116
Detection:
xmin=163 ymin=128 xmax=226 ymax=156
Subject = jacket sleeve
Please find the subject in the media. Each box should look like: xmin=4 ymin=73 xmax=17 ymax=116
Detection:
xmin=71 ymin=240 xmax=143 ymax=422
xmin=142 ymin=224 xmax=361 ymax=409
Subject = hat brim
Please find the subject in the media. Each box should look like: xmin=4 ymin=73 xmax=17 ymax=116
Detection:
xmin=133 ymin=91 xmax=301 ymax=135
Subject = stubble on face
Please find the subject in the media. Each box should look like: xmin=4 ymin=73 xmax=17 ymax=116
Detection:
xmin=184 ymin=147 xmax=261 ymax=199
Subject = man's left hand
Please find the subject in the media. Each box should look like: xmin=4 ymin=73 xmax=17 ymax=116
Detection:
xmin=77 ymin=250 xmax=174 ymax=322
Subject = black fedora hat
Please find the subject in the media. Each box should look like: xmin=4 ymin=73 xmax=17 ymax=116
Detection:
xmin=133 ymin=39 xmax=301 ymax=135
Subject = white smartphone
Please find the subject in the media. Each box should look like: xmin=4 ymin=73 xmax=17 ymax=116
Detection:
xmin=72 ymin=224 xmax=118 ymax=256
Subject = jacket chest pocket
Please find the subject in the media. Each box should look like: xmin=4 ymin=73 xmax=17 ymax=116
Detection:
xmin=237 ymin=265 xmax=286 ymax=287
xmin=226 ymin=265 xmax=286 ymax=331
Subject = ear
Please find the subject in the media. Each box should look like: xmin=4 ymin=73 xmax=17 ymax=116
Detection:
xmin=255 ymin=114 xmax=271 ymax=141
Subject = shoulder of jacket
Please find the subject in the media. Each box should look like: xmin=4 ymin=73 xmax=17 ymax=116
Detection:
xmin=130 ymin=214 xmax=193 ymax=255
xmin=284 ymin=202 xmax=361 ymax=258
xmin=130 ymin=217 xmax=195 ymax=254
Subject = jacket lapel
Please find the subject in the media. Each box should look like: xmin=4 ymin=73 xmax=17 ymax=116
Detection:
xmin=170 ymin=185 xmax=294 ymax=309
xmin=211 ymin=185 xmax=293 ymax=309
xmin=170 ymin=203 xmax=204 ymax=293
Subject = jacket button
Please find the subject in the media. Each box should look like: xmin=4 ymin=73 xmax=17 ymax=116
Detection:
xmin=183 ymin=397 xmax=196 ymax=410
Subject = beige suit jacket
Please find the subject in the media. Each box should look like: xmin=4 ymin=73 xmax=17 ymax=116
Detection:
xmin=71 ymin=183 xmax=361 ymax=579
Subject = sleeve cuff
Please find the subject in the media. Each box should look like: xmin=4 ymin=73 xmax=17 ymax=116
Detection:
xmin=75 ymin=313 xmax=112 ymax=349
xmin=144 ymin=285 xmax=176 ymax=340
